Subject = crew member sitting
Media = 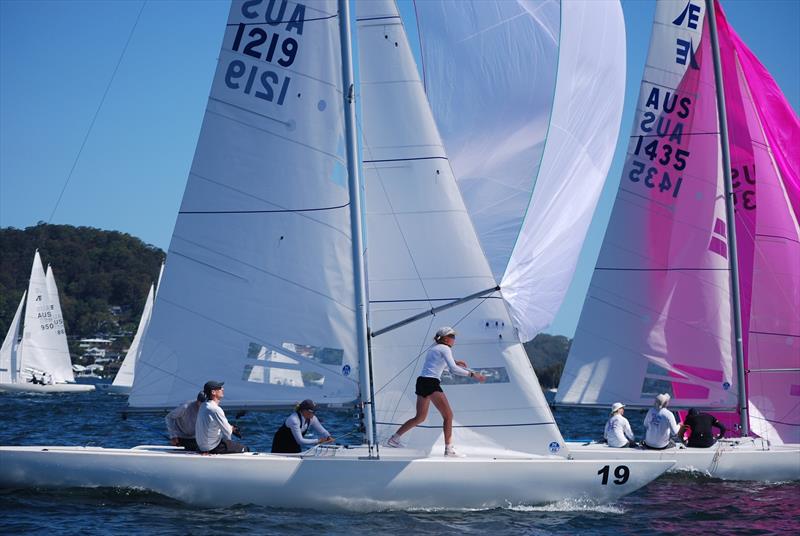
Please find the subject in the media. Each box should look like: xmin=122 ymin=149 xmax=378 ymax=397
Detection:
xmin=165 ymin=391 xmax=205 ymax=451
xmin=195 ymin=380 xmax=249 ymax=454
xmin=604 ymin=402 xmax=635 ymax=447
xmin=643 ymin=393 xmax=680 ymax=449
xmin=271 ymin=399 xmax=333 ymax=453
xmin=679 ymin=408 xmax=727 ymax=448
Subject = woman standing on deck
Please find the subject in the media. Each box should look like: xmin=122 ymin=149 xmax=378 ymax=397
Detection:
xmin=386 ymin=327 xmax=485 ymax=457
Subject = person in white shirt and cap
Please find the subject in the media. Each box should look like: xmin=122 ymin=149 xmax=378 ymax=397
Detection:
xmin=604 ymin=402 xmax=635 ymax=448
xmin=386 ymin=326 xmax=486 ymax=457
xmin=195 ymin=380 xmax=249 ymax=454
xmin=643 ymin=393 xmax=680 ymax=449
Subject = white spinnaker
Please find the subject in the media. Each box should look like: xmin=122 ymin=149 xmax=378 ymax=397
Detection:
xmin=130 ymin=0 xmax=359 ymax=409
xmin=44 ymin=265 xmax=75 ymax=383
xmin=113 ymin=283 xmax=154 ymax=389
xmin=416 ymin=0 xmax=626 ymax=341
xmin=0 ymin=291 xmax=25 ymax=383
xmin=357 ymin=0 xmax=565 ymax=457
xmin=556 ymin=1 xmax=737 ymax=408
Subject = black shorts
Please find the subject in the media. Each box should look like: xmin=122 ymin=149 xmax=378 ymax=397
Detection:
xmin=415 ymin=376 xmax=443 ymax=398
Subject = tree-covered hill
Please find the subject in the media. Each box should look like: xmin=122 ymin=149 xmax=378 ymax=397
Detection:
xmin=0 ymin=223 xmax=165 ymax=341
xmin=524 ymin=333 xmax=571 ymax=389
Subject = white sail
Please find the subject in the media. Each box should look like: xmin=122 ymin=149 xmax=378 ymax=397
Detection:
xmin=0 ymin=291 xmax=26 ymax=384
xmin=18 ymin=253 xmax=75 ymax=384
xmin=130 ymin=0 xmax=360 ymax=409
xmin=415 ymin=0 xmax=627 ymax=341
xmin=112 ymin=283 xmax=155 ymax=389
xmin=357 ymin=0 xmax=565 ymax=457
xmin=44 ymin=265 xmax=76 ymax=383
xmin=556 ymin=0 xmax=738 ymax=409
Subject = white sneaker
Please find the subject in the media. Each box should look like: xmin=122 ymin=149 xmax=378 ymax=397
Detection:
xmin=386 ymin=435 xmax=404 ymax=448
xmin=444 ymin=445 xmax=465 ymax=457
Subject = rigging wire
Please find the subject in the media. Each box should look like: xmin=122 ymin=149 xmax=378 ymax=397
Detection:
xmin=48 ymin=1 xmax=147 ymax=223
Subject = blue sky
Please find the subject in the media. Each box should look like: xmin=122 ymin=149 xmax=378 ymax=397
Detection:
xmin=1 ymin=0 xmax=798 ymax=337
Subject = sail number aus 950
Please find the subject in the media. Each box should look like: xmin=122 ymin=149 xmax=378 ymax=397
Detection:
xmin=598 ymin=465 xmax=630 ymax=485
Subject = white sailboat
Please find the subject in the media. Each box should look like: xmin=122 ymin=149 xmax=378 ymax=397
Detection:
xmin=108 ymin=263 xmax=164 ymax=394
xmin=554 ymin=0 xmax=799 ymax=481
xmin=0 ymin=251 xmax=94 ymax=393
xmin=0 ymin=0 xmax=672 ymax=509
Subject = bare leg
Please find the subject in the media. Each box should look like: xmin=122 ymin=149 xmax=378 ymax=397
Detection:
xmin=395 ymin=395 xmax=431 ymax=437
xmin=429 ymin=391 xmax=454 ymax=445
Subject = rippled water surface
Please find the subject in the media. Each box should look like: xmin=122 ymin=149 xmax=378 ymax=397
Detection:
xmin=1 ymin=387 xmax=797 ymax=535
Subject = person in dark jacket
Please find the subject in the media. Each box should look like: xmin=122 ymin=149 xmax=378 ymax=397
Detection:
xmin=271 ymin=399 xmax=333 ymax=454
xmin=679 ymin=408 xmax=727 ymax=448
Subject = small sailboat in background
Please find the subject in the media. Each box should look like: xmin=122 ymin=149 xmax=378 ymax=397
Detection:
xmin=0 ymin=251 xmax=94 ymax=393
xmin=108 ymin=263 xmax=164 ymax=394
xmin=0 ymin=0 xmax=673 ymax=509
xmin=555 ymin=0 xmax=799 ymax=481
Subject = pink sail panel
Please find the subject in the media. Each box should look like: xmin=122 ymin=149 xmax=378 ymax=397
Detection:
xmin=713 ymin=0 xmax=800 ymax=444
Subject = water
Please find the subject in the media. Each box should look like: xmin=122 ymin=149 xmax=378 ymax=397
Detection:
xmin=1 ymin=388 xmax=797 ymax=535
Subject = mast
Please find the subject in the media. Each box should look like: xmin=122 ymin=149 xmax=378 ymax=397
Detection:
xmin=705 ymin=0 xmax=749 ymax=436
xmin=338 ymin=0 xmax=375 ymax=449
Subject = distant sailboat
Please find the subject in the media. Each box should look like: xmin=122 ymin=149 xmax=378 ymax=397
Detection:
xmin=0 ymin=0 xmax=672 ymax=509
xmin=108 ymin=263 xmax=164 ymax=394
xmin=0 ymin=251 xmax=94 ymax=393
xmin=555 ymin=0 xmax=799 ymax=480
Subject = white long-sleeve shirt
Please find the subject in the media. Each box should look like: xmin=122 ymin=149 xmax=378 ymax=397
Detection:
xmin=604 ymin=414 xmax=634 ymax=447
xmin=195 ymin=400 xmax=233 ymax=451
xmin=284 ymin=412 xmax=330 ymax=447
xmin=644 ymin=407 xmax=680 ymax=448
xmin=165 ymin=400 xmax=200 ymax=439
xmin=420 ymin=344 xmax=471 ymax=380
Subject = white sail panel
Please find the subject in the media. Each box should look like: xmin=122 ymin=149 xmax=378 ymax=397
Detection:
xmin=113 ymin=283 xmax=154 ymax=389
xmin=0 ymin=291 xmax=26 ymax=383
xmin=44 ymin=265 xmax=75 ymax=383
xmin=130 ymin=0 xmax=359 ymax=409
xmin=557 ymin=0 xmax=738 ymax=408
xmin=357 ymin=0 xmax=565 ymax=457
xmin=416 ymin=0 xmax=627 ymax=341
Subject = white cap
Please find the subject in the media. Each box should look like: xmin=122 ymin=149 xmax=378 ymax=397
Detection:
xmin=435 ymin=326 xmax=456 ymax=339
xmin=610 ymin=402 xmax=625 ymax=414
xmin=655 ymin=393 xmax=671 ymax=408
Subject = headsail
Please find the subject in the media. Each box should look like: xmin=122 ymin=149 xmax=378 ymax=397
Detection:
xmin=357 ymin=0 xmax=565 ymax=457
xmin=130 ymin=0 xmax=359 ymax=409
xmin=557 ymin=0 xmax=738 ymax=410
xmin=414 ymin=0 xmax=627 ymax=341
xmin=0 ymin=291 xmax=26 ymax=383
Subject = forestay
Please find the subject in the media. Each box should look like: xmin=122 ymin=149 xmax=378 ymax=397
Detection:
xmin=557 ymin=0 xmax=739 ymax=410
xmin=415 ymin=0 xmax=626 ymax=341
xmin=357 ymin=0 xmax=565 ymax=457
xmin=130 ymin=0 xmax=359 ymax=409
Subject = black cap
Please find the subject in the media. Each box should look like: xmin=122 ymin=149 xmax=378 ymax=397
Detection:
xmin=298 ymin=399 xmax=316 ymax=412
xmin=203 ymin=380 xmax=224 ymax=395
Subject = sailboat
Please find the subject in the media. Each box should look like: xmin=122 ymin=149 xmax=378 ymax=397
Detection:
xmin=108 ymin=263 xmax=164 ymax=394
xmin=0 ymin=0 xmax=672 ymax=509
xmin=553 ymin=0 xmax=799 ymax=481
xmin=0 ymin=251 xmax=94 ymax=393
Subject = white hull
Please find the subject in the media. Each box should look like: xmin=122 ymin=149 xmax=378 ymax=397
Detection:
xmin=567 ymin=438 xmax=800 ymax=482
xmin=0 ymin=382 xmax=95 ymax=393
xmin=0 ymin=445 xmax=673 ymax=510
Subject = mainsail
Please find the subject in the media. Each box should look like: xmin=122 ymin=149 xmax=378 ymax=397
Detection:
xmin=130 ymin=0 xmax=360 ymax=409
xmin=557 ymin=0 xmax=799 ymax=444
xmin=17 ymin=253 xmax=75 ymax=383
xmin=0 ymin=291 xmax=26 ymax=384
xmin=357 ymin=0 xmax=565 ymax=457
xmin=414 ymin=0 xmax=627 ymax=341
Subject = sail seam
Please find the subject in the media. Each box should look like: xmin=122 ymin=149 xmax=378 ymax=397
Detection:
xmin=180 ymin=204 xmax=349 ymax=215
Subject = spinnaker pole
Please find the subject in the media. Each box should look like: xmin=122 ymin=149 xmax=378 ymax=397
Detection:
xmin=338 ymin=0 xmax=376 ymax=450
xmin=706 ymin=0 xmax=749 ymax=436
